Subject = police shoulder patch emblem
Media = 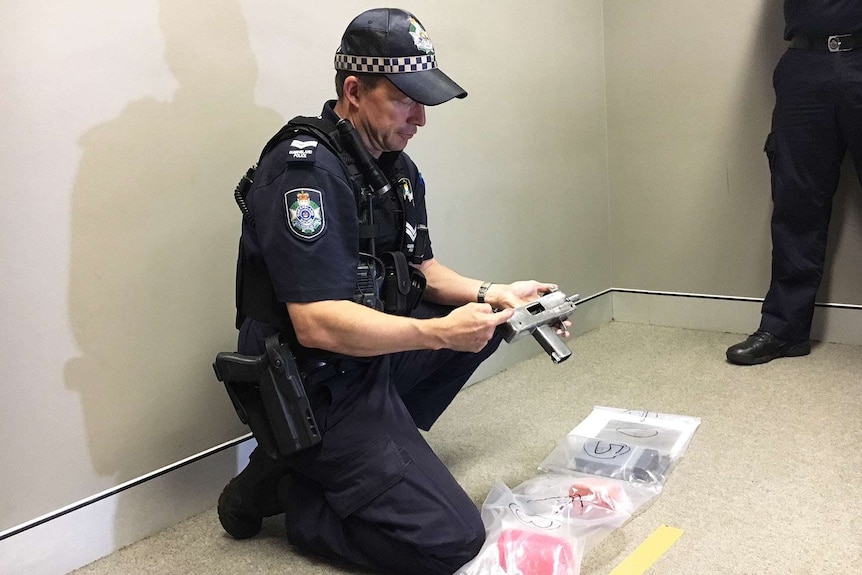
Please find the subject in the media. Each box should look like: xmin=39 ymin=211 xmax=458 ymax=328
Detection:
xmin=284 ymin=188 xmax=325 ymax=240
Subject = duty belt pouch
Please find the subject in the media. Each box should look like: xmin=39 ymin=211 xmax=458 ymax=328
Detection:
xmin=380 ymin=251 xmax=426 ymax=316
xmin=212 ymin=334 xmax=321 ymax=458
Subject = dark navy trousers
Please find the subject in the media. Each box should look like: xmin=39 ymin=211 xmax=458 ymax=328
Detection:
xmin=239 ymin=301 xmax=503 ymax=574
xmin=760 ymin=47 xmax=862 ymax=341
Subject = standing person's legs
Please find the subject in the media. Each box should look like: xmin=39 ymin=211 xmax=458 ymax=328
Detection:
xmin=728 ymin=50 xmax=845 ymax=364
xmin=760 ymin=50 xmax=845 ymax=341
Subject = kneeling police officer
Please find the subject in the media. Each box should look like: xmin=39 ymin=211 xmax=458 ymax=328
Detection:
xmin=219 ymin=8 xmax=563 ymax=574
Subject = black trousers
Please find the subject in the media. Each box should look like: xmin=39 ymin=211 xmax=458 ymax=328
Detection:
xmin=238 ymin=301 xmax=503 ymax=575
xmin=760 ymin=47 xmax=862 ymax=341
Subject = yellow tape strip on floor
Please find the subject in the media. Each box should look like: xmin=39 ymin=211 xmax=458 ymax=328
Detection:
xmin=608 ymin=524 xmax=684 ymax=575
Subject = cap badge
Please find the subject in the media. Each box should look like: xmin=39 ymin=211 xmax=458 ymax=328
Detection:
xmin=285 ymin=188 xmax=325 ymax=240
xmin=408 ymin=18 xmax=434 ymax=55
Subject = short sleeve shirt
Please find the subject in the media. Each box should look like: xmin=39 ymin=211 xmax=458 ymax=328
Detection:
xmin=242 ymin=101 xmax=433 ymax=307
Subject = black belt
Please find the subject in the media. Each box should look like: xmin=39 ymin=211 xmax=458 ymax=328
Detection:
xmin=299 ymin=358 xmax=368 ymax=386
xmin=789 ymin=33 xmax=862 ymax=52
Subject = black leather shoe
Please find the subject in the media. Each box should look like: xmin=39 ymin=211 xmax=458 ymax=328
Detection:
xmin=726 ymin=331 xmax=810 ymax=365
xmin=217 ymin=455 xmax=285 ymax=539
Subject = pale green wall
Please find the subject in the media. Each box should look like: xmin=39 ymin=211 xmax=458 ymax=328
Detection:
xmin=0 ymin=0 xmax=609 ymax=533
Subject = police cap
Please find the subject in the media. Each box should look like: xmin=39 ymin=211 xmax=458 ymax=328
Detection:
xmin=335 ymin=8 xmax=467 ymax=106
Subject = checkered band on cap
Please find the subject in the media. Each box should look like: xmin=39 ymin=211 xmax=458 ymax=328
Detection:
xmin=335 ymin=53 xmax=437 ymax=74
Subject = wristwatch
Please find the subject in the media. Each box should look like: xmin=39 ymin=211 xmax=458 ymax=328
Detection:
xmin=477 ymin=281 xmax=493 ymax=304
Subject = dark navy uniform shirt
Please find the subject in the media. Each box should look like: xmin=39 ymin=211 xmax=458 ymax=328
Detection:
xmin=784 ymin=0 xmax=862 ymax=39
xmin=239 ymin=101 xmax=433 ymax=358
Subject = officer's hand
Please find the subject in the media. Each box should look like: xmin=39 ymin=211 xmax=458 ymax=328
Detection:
xmin=438 ymin=303 xmax=514 ymax=353
xmin=488 ymin=281 xmax=572 ymax=337
xmin=488 ymin=280 xmax=557 ymax=309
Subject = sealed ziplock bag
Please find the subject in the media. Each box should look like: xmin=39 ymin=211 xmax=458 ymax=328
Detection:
xmin=457 ymin=407 xmax=701 ymax=575
xmin=509 ymin=473 xmax=656 ymax=552
xmin=456 ymin=482 xmax=586 ymax=575
xmin=539 ymin=407 xmax=701 ymax=488
xmin=457 ymin=471 xmax=660 ymax=575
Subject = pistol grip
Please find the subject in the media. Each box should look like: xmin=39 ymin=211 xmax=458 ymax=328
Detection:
xmin=533 ymin=324 xmax=572 ymax=363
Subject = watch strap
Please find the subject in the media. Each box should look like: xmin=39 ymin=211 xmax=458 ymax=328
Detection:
xmin=477 ymin=281 xmax=493 ymax=304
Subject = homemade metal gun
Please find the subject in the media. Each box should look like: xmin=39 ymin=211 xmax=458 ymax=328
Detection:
xmin=499 ymin=290 xmax=579 ymax=364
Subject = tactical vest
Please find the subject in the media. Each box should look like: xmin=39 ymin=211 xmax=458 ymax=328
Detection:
xmin=233 ymin=116 xmax=428 ymax=348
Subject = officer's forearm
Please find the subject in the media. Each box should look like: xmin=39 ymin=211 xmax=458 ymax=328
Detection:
xmin=287 ymin=300 xmax=448 ymax=357
xmin=414 ymin=258 xmax=485 ymax=307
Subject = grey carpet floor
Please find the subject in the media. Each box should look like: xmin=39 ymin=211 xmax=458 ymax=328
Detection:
xmin=71 ymin=321 xmax=862 ymax=574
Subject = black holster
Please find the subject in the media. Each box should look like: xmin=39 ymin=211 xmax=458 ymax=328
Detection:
xmin=212 ymin=334 xmax=321 ymax=458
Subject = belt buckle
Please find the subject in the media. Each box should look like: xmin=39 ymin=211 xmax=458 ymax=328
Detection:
xmin=828 ymin=34 xmax=852 ymax=52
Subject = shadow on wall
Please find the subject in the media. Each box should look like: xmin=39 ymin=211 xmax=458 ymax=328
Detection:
xmin=64 ymin=0 xmax=281 ymax=544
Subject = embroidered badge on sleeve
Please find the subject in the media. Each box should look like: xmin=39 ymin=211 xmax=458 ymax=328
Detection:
xmin=284 ymin=188 xmax=325 ymax=240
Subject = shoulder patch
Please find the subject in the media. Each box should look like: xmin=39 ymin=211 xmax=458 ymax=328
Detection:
xmin=286 ymin=138 xmax=319 ymax=163
xmin=284 ymin=188 xmax=326 ymax=241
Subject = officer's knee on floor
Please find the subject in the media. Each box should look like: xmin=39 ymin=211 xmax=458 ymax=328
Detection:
xmin=431 ymin=520 xmax=486 ymax=574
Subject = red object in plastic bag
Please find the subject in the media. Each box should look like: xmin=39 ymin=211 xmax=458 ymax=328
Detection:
xmin=567 ymin=481 xmax=625 ymax=518
xmin=497 ymin=528 xmax=577 ymax=575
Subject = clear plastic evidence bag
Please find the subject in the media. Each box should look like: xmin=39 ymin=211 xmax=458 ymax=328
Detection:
xmin=458 ymin=406 xmax=701 ymax=575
